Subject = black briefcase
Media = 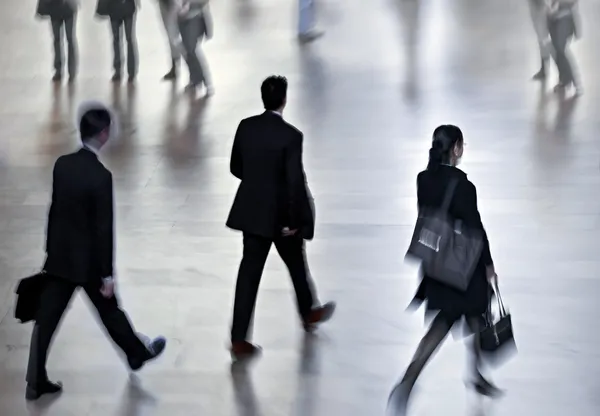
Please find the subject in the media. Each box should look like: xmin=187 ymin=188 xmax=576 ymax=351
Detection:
xmin=480 ymin=281 xmax=516 ymax=366
xmin=14 ymin=272 xmax=47 ymax=323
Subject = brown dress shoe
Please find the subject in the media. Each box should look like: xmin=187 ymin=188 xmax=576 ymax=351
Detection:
xmin=303 ymin=301 xmax=336 ymax=332
xmin=230 ymin=341 xmax=262 ymax=361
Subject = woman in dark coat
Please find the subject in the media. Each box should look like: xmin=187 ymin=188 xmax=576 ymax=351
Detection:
xmin=389 ymin=125 xmax=502 ymax=415
xmin=36 ymin=0 xmax=79 ymax=82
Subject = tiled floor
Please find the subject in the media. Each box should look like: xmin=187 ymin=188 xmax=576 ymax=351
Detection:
xmin=1 ymin=0 xmax=600 ymax=415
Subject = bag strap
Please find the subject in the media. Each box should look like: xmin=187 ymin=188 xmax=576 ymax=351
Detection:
xmin=441 ymin=179 xmax=459 ymax=213
xmin=491 ymin=280 xmax=507 ymax=317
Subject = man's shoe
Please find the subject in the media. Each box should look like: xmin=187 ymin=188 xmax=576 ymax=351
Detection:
xmin=128 ymin=335 xmax=167 ymax=371
xmin=303 ymin=301 xmax=336 ymax=332
xmin=52 ymin=73 xmax=62 ymax=82
xmin=111 ymin=73 xmax=122 ymax=82
xmin=25 ymin=380 xmax=63 ymax=401
xmin=230 ymin=341 xmax=262 ymax=362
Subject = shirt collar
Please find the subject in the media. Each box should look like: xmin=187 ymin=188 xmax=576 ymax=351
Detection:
xmin=82 ymin=144 xmax=100 ymax=156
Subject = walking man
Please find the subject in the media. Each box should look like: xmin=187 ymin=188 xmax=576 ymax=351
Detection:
xmin=157 ymin=0 xmax=182 ymax=80
xmin=226 ymin=75 xmax=335 ymax=361
xmin=25 ymin=101 xmax=166 ymax=401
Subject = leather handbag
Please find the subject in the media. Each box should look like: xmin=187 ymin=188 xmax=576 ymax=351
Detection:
xmin=406 ymin=179 xmax=483 ymax=291
xmin=14 ymin=272 xmax=47 ymax=323
xmin=480 ymin=281 xmax=516 ymax=365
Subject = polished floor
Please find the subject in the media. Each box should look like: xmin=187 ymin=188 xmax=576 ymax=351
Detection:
xmin=1 ymin=0 xmax=600 ymax=415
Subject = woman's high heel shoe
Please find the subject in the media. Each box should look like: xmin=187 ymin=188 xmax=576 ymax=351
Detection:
xmin=469 ymin=377 xmax=504 ymax=398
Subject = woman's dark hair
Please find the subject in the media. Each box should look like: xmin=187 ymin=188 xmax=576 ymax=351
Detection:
xmin=261 ymin=75 xmax=288 ymax=111
xmin=427 ymin=124 xmax=464 ymax=170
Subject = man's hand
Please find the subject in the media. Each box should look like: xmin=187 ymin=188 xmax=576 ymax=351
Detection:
xmin=281 ymin=227 xmax=298 ymax=237
xmin=100 ymin=277 xmax=115 ymax=299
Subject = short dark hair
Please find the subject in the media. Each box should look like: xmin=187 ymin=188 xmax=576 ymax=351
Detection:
xmin=261 ymin=76 xmax=288 ymax=111
xmin=80 ymin=109 xmax=111 ymax=142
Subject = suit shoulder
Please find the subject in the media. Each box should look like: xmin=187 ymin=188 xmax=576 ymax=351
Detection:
xmin=283 ymin=120 xmax=303 ymax=138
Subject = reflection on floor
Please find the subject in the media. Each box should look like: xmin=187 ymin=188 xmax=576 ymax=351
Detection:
xmin=1 ymin=0 xmax=600 ymax=415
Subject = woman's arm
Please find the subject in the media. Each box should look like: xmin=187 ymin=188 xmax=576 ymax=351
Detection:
xmin=460 ymin=181 xmax=493 ymax=268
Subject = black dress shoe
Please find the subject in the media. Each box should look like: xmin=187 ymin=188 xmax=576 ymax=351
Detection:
xmin=111 ymin=73 xmax=121 ymax=82
xmin=128 ymin=336 xmax=167 ymax=371
xmin=25 ymin=380 xmax=63 ymax=401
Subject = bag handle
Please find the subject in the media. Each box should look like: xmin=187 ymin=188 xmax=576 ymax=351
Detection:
xmin=441 ymin=179 xmax=459 ymax=213
xmin=491 ymin=280 xmax=507 ymax=317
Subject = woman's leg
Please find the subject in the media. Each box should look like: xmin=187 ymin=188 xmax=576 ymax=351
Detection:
xmin=401 ymin=313 xmax=452 ymax=392
xmin=178 ymin=17 xmax=204 ymax=88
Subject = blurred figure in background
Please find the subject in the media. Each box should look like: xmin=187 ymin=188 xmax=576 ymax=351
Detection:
xmin=226 ymin=76 xmax=335 ymax=361
xmin=96 ymin=0 xmax=139 ymax=83
xmin=388 ymin=126 xmax=502 ymax=415
xmin=157 ymin=0 xmax=183 ymax=80
xmin=177 ymin=0 xmax=214 ymax=95
xmin=528 ymin=0 xmax=553 ymax=80
xmin=547 ymin=0 xmax=582 ymax=96
xmin=25 ymin=101 xmax=166 ymax=401
xmin=298 ymin=0 xmax=322 ymax=43
xmin=36 ymin=0 xmax=79 ymax=82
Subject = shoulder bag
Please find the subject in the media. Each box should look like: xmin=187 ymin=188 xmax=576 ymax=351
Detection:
xmin=406 ymin=178 xmax=483 ymax=291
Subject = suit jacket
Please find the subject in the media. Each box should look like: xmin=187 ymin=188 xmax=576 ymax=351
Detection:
xmin=43 ymin=148 xmax=115 ymax=284
xmin=413 ymin=165 xmax=493 ymax=318
xmin=226 ymin=112 xmax=314 ymax=240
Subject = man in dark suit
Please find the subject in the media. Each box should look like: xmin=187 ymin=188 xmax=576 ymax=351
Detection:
xmin=25 ymin=102 xmax=166 ymax=401
xmin=226 ymin=75 xmax=335 ymax=361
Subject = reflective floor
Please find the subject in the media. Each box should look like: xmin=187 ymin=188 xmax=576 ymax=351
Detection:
xmin=1 ymin=0 xmax=600 ymax=415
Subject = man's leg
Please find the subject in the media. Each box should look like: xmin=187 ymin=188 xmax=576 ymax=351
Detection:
xmin=50 ymin=18 xmax=63 ymax=80
xmin=230 ymin=233 xmax=271 ymax=345
xmin=26 ymin=276 xmax=76 ymax=399
xmin=64 ymin=16 xmax=78 ymax=80
xmin=124 ymin=16 xmax=138 ymax=80
xmin=110 ymin=18 xmax=123 ymax=80
xmin=273 ymin=236 xmax=314 ymax=318
xmin=82 ymin=280 xmax=160 ymax=370
xmin=549 ymin=17 xmax=577 ymax=89
xmin=274 ymin=236 xmax=334 ymax=331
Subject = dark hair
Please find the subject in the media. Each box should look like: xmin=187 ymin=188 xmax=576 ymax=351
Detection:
xmin=427 ymin=124 xmax=463 ymax=170
xmin=261 ymin=75 xmax=288 ymax=111
xmin=80 ymin=109 xmax=111 ymax=142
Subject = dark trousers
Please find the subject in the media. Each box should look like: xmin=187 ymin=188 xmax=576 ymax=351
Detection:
xmin=26 ymin=275 xmax=148 ymax=386
xmin=51 ymin=17 xmax=77 ymax=76
xmin=548 ymin=15 xmax=577 ymax=86
xmin=230 ymin=233 xmax=316 ymax=342
xmin=110 ymin=16 xmax=137 ymax=77
xmin=401 ymin=313 xmax=483 ymax=392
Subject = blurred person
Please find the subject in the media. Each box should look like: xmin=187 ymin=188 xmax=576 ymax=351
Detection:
xmin=388 ymin=126 xmax=502 ymax=415
xmin=36 ymin=0 xmax=79 ymax=82
xmin=226 ymin=76 xmax=335 ymax=361
xmin=177 ymin=0 xmax=214 ymax=95
xmin=547 ymin=0 xmax=582 ymax=95
xmin=96 ymin=0 xmax=139 ymax=82
xmin=298 ymin=0 xmax=322 ymax=43
xmin=25 ymin=101 xmax=166 ymax=401
xmin=157 ymin=0 xmax=183 ymax=80
xmin=528 ymin=0 xmax=553 ymax=80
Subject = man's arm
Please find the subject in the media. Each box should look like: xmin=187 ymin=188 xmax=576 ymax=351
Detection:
xmin=230 ymin=121 xmax=244 ymax=180
xmin=45 ymin=163 xmax=59 ymax=253
xmin=94 ymin=171 xmax=115 ymax=280
xmin=284 ymin=132 xmax=306 ymax=230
